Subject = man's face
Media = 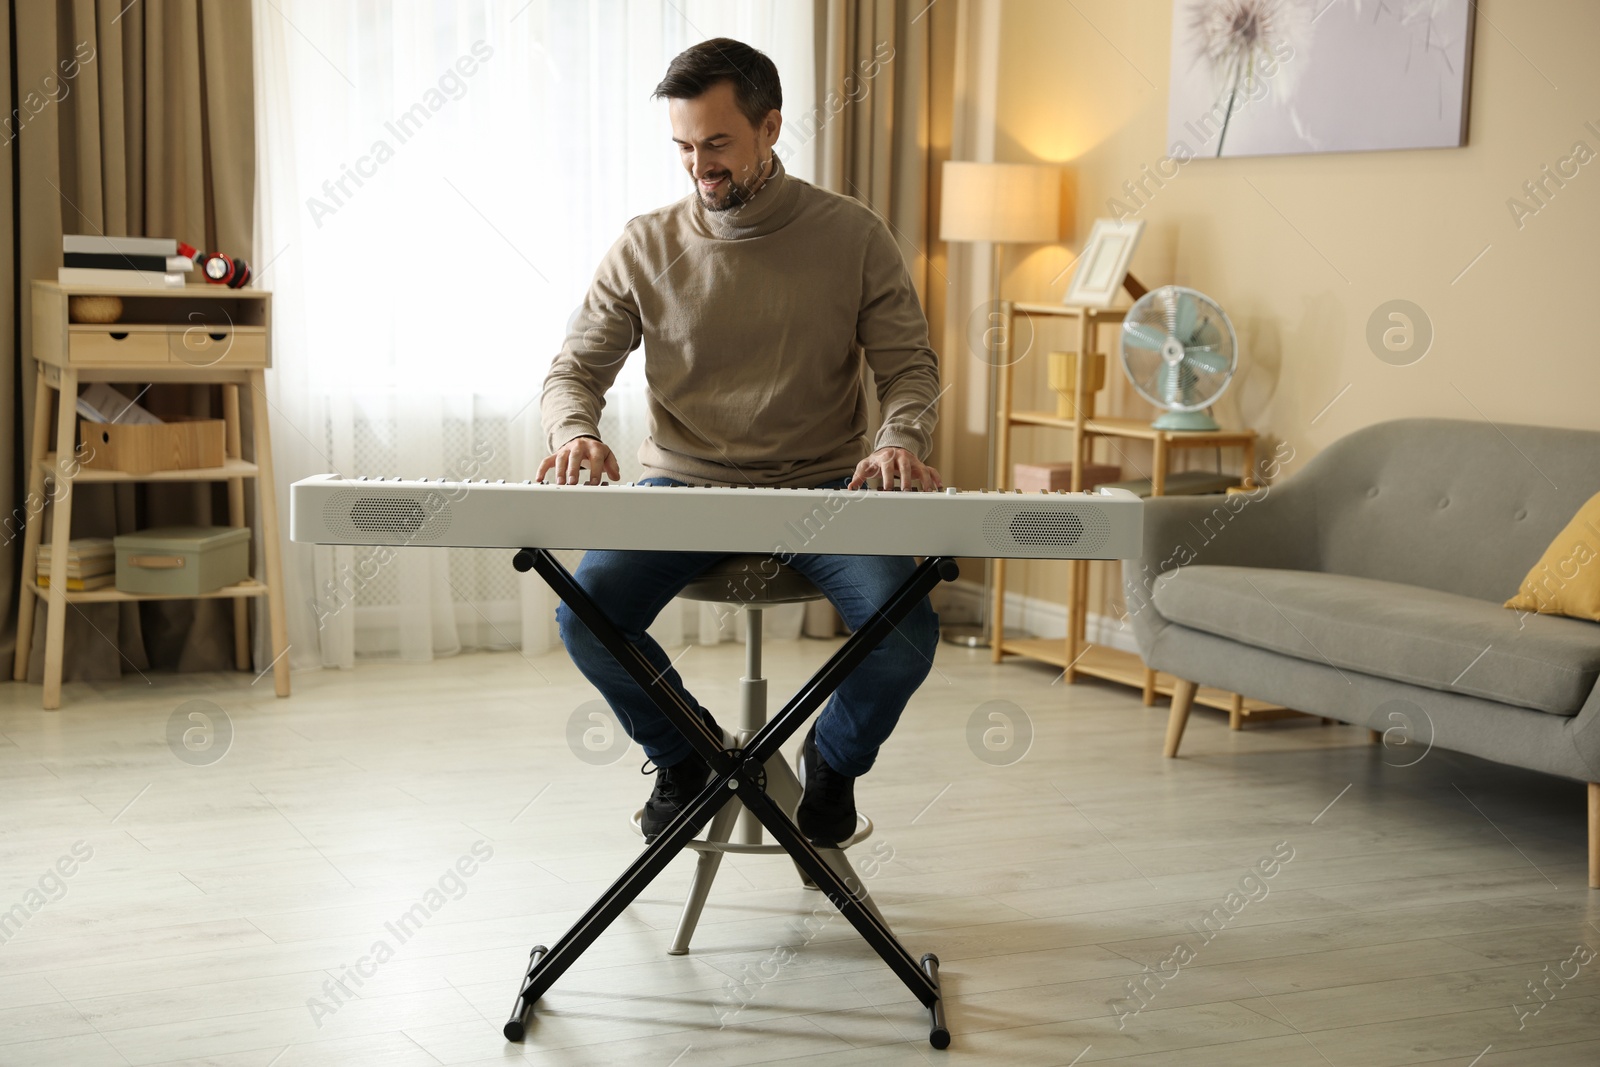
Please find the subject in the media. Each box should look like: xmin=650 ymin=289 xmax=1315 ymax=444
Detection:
xmin=669 ymin=80 xmax=781 ymax=213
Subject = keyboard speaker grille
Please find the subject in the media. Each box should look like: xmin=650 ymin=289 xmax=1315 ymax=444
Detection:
xmin=982 ymin=504 xmax=1109 ymax=555
xmin=325 ymin=494 xmax=452 ymax=544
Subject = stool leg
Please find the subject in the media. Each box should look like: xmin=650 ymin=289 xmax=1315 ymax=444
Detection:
xmin=765 ymin=748 xmax=802 ymax=816
xmin=668 ymin=799 xmax=741 ymax=955
xmin=762 ymin=747 xmax=815 ymax=890
xmin=674 ymin=599 xmax=885 ymax=949
xmin=672 ymin=605 xmax=769 ymax=955
xmin=784 ymin=744 xmax=885 ymax=920
xmin=785 ymin=729 xmax=880 ymax=919
xmin=814 ymin=846 xmax=887 ymax=925
xmin=737 ymin=608 xmax=766 ymax=846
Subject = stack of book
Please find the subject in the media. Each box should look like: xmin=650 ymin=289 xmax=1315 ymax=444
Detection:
xmin=37 ymin=538 xmax=116 ymax=592
xmin=60 ymin=235 xmax=194 ymax=289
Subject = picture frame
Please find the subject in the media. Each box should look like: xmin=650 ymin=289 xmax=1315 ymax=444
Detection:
xmin=1064 ymin=218 xmax=1144 ymax=309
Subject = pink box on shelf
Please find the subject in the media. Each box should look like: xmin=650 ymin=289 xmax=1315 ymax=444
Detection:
xmin=1012 ymin=462 xmax=1121 ymax=493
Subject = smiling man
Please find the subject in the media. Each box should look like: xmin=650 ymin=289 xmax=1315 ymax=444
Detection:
xmin=538 ymin=38 xmax=941 ymax=848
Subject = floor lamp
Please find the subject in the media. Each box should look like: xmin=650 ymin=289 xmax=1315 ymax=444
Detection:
xmin=938 ymin=161 xmax=1065 ymax=648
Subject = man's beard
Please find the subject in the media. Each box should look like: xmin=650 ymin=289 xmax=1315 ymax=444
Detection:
xmin=697 ymin=166 xmax=765 ymax=213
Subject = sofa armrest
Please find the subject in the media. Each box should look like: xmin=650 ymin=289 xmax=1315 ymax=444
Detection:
xmin=1125 ymin=483 xmax=1320 ymax=655
xmin=1140 ymin=483 xmax=1318 ymax=572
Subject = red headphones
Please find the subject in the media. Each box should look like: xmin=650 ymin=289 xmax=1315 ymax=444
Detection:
xmin=178 ymin=242 xmax=252 ymax=288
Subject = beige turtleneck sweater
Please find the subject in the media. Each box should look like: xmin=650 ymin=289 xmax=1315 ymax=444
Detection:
xmin=540 ymin=156 xmax=940 ymax=487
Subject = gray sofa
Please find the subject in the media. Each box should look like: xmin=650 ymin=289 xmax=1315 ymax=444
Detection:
xmin=1128 ymin=418 xmax=1600 ymax=887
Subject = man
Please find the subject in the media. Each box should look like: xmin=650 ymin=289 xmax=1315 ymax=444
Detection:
xmin=538 ymin=38 xmax=941 ymax=848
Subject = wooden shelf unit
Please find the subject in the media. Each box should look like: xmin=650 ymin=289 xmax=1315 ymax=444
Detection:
xmin=13 ymin=281 xmax=290 ymax=709
xmin=25 ymin=578 xmax=269 ymax=605
xmin=988 ymin=300 xmax=1280 ymax=725
xmin=41 ymin=455 xmax=260 ymax=483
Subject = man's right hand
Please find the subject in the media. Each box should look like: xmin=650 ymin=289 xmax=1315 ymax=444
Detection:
xmin=537 ymin=435 xmax=621 ymax=485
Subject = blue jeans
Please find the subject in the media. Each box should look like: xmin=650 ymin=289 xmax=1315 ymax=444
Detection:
xmin=554 ymin=477 xmax=940 ymax=777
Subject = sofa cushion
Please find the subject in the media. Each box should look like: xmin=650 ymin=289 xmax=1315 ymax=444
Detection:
xmin=1152 ymin=566 xmax=1600 ymax=716
xmin=1505 ymin=489 xmax=1600 ymax=622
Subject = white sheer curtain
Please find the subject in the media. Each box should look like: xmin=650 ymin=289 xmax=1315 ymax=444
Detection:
xmin=253 ymin=0 xmax=816 ymax=669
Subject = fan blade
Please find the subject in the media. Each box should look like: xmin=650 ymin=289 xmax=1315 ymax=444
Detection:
xmin=1182 ymin=345 xmax=1231 ymax=375
xmin=1186 ymin=318 xmax=1221 ymax=349
xmin=1174 ymin=292 xmax=1198 ymax=344
xmin=1122 ymin=322 xmax=1167 ymax=351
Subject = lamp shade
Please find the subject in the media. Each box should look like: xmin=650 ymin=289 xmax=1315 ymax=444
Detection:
xmin=939 ymin=161 xmax=1063 ymax=244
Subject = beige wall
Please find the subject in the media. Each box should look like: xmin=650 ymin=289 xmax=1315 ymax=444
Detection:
xmin=972 ymin=0 xmax=1600 ymax=616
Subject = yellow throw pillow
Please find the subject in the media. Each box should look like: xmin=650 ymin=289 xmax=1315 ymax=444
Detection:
xmin=1505 ymin=491 xmax=1600 ymax=622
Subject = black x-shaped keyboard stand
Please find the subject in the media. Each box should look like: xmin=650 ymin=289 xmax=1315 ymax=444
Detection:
xmin=503 ymin=547 xmax=960 ymax=1049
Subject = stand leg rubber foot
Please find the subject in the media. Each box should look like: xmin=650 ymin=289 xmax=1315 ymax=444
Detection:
xmin=921 ymin=952 xmax=951 ymax=1049
xmin=503 ymin=944 xmax=549 ymax=1042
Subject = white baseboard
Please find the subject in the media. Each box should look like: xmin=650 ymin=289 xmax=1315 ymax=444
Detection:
xmin=935 ymin=580 xmax=1141 ymax=654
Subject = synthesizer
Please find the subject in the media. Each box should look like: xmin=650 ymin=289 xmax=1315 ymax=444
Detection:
xmin=289 ymin=476 xmax=1143 ymax=560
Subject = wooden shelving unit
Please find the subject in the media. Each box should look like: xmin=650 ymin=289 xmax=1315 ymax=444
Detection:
xmin=41 ymin=455 xmax=260 ymax=482
xmin=988 ymin=300 xmax=1282 ymax=726
xmin=24 ymin=578 xmax=269 ymax=605
xmin=13 ymin=281 xmax=290 ymax=709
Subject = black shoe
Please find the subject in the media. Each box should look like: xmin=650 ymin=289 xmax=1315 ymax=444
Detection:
xmin=640 ymin=712 xmax=726 ymax=842
xmin=797 ymin=725 xmax=857 ymax=847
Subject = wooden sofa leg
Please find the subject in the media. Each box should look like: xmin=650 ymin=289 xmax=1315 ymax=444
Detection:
xmin=1589 ymin=783 xmax=1599 ymax=891
xmin=1164 ymin=680 xmax=1197 ymax=758
xmin=1229 ymin=693 xmax=1244 ymax=731
xmin=1369 ymin=729 xmax=1382 ymax=744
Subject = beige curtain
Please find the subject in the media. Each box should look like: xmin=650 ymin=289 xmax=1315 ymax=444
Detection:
xmin=2 ymin=0 xmax=254 ymax=682
xmin=802 ymin=0 xmax=955 ymax=636
xmin=814 ymin=0 xmax=955 ymax=307
xmin=813 ymin=0 xmax=958 ymax=461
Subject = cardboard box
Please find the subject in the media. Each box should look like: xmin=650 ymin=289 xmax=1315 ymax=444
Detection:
xmin=114 ymin=526 xmax=251 ymax=595
xmin=80 ymin=417 xmax=225 ymax=474
xmin=1012 ymin=462 xmax=1121 ymax=493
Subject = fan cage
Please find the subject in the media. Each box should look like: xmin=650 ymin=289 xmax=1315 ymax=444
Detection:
xmin=1119 ymin=285 xmax=1238 ymax=414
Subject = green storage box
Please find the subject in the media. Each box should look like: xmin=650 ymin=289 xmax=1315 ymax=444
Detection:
xmin=114 ymin=526 xmax=251 ymax=595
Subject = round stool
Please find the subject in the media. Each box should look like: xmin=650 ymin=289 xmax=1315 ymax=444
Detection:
xmin=646 ymin=554 xmax=877 ymax=955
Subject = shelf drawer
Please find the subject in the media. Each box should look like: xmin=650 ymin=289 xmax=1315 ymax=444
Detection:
xmin=68 ymin=327 xmax=170 ymax=364
xmin=67 ymin=325 xmax=268 ymax=367
xmin=168 ymin=327 xmax=267 ymax=367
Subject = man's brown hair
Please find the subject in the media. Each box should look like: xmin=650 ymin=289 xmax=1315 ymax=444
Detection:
xmin=653 ymin=37 xmax=781 ymax=127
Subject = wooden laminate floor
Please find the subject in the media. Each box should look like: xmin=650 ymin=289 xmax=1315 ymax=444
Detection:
xmin=2 ymin=638 xmax=1598 ymax=1066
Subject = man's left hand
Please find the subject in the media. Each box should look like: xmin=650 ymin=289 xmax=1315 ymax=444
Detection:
xmin=848 ymin=446 xmax=943 ymax=491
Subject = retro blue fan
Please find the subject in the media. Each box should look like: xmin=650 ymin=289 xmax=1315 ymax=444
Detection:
xmin=1119 ymin=286 xmax=1237 ymax=431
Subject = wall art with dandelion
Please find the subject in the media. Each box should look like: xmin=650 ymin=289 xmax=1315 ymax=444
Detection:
xmin=1167 ymin=0 xmax=1475 ymax=158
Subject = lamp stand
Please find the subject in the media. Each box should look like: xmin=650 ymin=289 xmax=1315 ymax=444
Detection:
xmin=942 ymin=242 xmax=1027 ymax=649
